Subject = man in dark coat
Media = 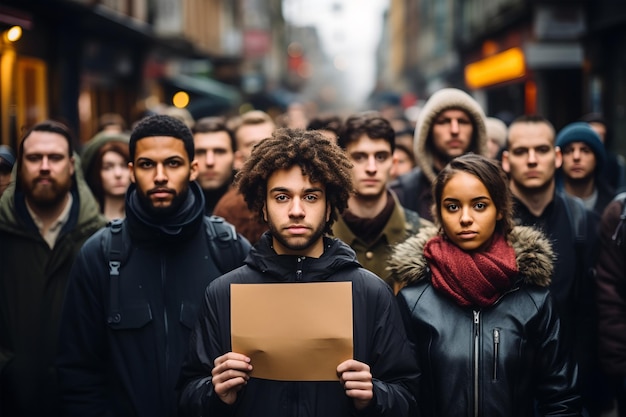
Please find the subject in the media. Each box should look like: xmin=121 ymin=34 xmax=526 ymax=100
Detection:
xmin=0 ymin=121 xmax=107 ymax=416
xmin=501 ymin=114 xmax=608 ymax=416
xmin=178 ymin=128 xmax=419 ymax=416
xmin=56 ymin=115 xmax=250 ymax=417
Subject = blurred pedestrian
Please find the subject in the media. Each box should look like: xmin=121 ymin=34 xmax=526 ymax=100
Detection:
xmin=485 ymin=116 xmax=508 ymax=160
xmin=556 ymin=121 xmax=615 ymax=216
xmin=389 ymin=88 xmax=488 ymax=221
xmin=213 ymin=110 xmax=276 ymax=243
xmin=0 ymin=120 xmax=107 ymax=416
xmin=81 ymin=131 xmax=131 ymax=220
xmin=501 ymin=114 xmax=608 ymax=416
xmin=0 ymin=145 xmax=15 ymax=197
xmin=192 ymin=116 xmax=236 ymax=214
xmin=97 ymin=112 xmax=127 ymax=134
xmin=596 ymin=192 xmax=626 ymax=416
xmin=177 ymin=128 xmax=419 ymax=416
xmin=390 ymin=143 xmax=416 ymax=180
xmin=306 ymin=112 xmax=342 ymax=143
xmin=57 ymin=115 xmax=250 ymax=417
xmin=390 ymin=153 xmax=582 ymax=416
xmin=580 ymin=112 xmax=626 ymax=192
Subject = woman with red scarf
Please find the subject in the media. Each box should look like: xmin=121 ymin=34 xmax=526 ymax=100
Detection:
xmin=389 ymin=153 xmax=582 ymax=416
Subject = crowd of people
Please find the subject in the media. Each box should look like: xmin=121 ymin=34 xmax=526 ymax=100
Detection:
xmin=0 ymin=89 xmax=626 ymax=417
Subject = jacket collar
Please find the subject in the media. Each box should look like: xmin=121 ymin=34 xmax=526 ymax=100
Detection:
xmin=332 ymin=191 xmax=413 ymax=246
xmin=388 ymin=225 xmax=554 ymax=288
xmin=246 ymin=233 xmax=361 ymax=282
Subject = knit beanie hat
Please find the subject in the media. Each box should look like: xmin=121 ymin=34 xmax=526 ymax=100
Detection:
xmin=0 ymin=145 xmax=15 ymax=170
xmin=556 ymin=122 xmax=606 ymax=168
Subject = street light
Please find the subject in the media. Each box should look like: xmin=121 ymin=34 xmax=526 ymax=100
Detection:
xmin=4 ymin=26 xmax=22 ymax=43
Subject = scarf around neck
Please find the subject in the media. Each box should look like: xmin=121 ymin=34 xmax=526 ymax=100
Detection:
xmin=424 ymin=232 xmax=518 ymax=308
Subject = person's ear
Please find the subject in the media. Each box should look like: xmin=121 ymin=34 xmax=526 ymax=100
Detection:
xmin=189 ymin=159 xmax=199 ymax=181
xmin=129 ymin=162 xmax=136 ymax=183
xmin=554 ymin=146 xmax=563 ymax=169
xmin=501 ymin=151 xmax=510 ymax=173
xmin=234 ymin=150 xmax=245 ymax=171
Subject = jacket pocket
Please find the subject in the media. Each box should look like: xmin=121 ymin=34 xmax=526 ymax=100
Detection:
xmin=492 ymin=328 xmax=500 ymax=381
xmin=179 ymin=302 xmax=199 ymax=330
xmin=107 ymin=304 xmax=153 ymax=329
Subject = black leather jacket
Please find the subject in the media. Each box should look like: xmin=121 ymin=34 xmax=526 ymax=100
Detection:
xmin=389 ymin=226 xmax=582 ymax=417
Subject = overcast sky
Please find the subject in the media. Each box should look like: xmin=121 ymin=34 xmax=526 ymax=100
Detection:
xmin=283 ymin=0 xmax=389 ymax=105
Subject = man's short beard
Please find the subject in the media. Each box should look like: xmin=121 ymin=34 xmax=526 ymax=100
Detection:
xmin=137 ymin=185 xmax=189 ymax=217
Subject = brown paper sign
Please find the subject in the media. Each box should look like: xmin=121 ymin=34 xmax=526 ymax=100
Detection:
xmin=231 ymin=281 xmax=353 ymax=381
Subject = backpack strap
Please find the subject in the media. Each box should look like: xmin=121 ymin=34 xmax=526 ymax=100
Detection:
xmin=106 ymin=219 xmax=125 ymax=325
xmin=204 ymin=215 xmax=250 ymax=274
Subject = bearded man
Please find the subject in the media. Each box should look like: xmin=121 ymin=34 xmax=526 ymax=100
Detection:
xmin=0 ymin=120 xmax=107 ymax=416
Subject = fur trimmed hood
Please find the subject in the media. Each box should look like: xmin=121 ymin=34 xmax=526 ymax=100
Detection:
xmin=414 ymin=88 xmax=488 ymax=183
xmin=388 ymin=225 xmax=554 ymax=288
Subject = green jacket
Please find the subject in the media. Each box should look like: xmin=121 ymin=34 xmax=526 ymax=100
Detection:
xmin=332 ymin=192 xmax=431 ymax=286
xmin=0 ymin=154 xmax=106 ymax=416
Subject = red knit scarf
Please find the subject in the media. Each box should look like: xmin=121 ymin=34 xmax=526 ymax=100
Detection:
xmin=424 ymin=233 xmax=518 ymax=307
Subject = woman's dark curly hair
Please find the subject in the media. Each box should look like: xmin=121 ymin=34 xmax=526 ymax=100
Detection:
xmin=236 ymin=128 xmax=354 ymax=234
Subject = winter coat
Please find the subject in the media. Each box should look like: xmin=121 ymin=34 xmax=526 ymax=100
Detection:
xmin=178 ymin=232 xmax=420 ymax=417
xmin=388 ymin=226 xmax=582 ymax=417
xmin=389 ymin=88 xmax=488 ymax=220
xmin=332 ymin=191 xmax=430 ymax=285
xmin=213 ymin=186 xmax=268 ymax=244
xmin=56 ymin=182 xmax=250 ymax=417
xmin=596 ymin=197 xmax=626 ymax=376
xmin=0 ymin=155 xmax=106 ymax=416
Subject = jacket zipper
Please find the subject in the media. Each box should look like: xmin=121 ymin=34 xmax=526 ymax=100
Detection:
xmin=473 ymin=310 xmax=480 ymax=417
xmin=162 ymin=256 xmax=170 ymax=387
xmin=493 ymin=328 xmax=500 ymax=381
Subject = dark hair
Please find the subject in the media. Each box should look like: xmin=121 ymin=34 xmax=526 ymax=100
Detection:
xmin=507 ymin=114 xmax=555 ymax=148
xmin=98 ymin=112 xmax=127 ymax=132
xmin=394 ymin=143 xmax=416 ymax=166
xmin=236 ymin=128 xmax=354 ymax=234
xmin=129 ymin=114 xmax=194 ymax=161
xmin=19 ymin=120 xmax=75 ymax=160
xmin=306 ymin=113 xmax=343 ymax=136
xmin=192 ymin=116 xmax=236 ymax=152
xmin=337 ymin=111 xmax=395 ymax=152
xmin=86 ymin=141 xmax=130 ymax=211
xmin=580 ymin=112 xmax=606 ymax=126
xmin=432 ymin=153 xmax=514 ymax=238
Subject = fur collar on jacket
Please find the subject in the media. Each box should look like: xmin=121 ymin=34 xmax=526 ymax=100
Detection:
xmin=414 ymin=88 xmax=488 ymax=183
xmin=388 ymin=225 xmax=554 ymax=288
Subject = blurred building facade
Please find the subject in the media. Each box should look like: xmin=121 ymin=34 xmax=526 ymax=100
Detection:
xmin=382 ymin=0 xmax=626 ymax=156
xmin=0 ymin=0 xmax=287 ymax=147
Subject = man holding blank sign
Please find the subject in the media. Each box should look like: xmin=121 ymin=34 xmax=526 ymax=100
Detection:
xmin=178 ymin=128 xmax=419 ymax=416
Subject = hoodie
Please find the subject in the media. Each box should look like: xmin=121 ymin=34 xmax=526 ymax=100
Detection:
xmin=390 ymin=88 xmax=488 ymax=219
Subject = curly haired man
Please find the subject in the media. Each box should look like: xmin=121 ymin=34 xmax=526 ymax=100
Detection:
xmin=178 ymin=128 xmax=419 ymax=416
